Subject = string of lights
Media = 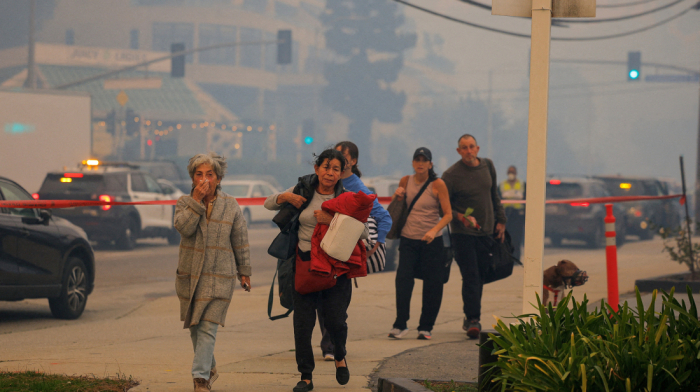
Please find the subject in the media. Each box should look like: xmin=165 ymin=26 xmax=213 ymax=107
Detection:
xmin=393 ymin=0 xmax=698 ymax=41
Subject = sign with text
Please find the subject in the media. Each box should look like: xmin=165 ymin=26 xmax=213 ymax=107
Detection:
xmin=34 ymin=43 xmax=170 ymax=72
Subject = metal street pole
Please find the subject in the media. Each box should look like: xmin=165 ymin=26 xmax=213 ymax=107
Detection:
xmin=521 ymin=0 xmax=552 ymax=314
xmin=487 ymin=69 xmax=493 ymax=159
xmin=695 ymin=63 xmax=700 ymax=232
xmin=24 ymin=0 xmax=36 ymax=89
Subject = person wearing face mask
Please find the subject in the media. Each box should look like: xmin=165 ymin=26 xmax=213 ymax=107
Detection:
xmin=499 ymin=166 xmax=525 ymax=261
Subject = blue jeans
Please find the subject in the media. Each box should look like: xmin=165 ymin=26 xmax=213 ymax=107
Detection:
xmin=189 ymin=320 xmax=218 ymax=379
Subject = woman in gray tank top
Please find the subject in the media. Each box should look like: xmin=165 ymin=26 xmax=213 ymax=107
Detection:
xmin=388 ymin=147 xmax=462 ymax=340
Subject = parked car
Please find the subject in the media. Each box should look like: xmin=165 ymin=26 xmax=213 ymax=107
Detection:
xmin=126 ymin=160 xmax=190 ymax=193
xmin=361 ymin=176 xmax=402 ymax=271
xmin=157 ymin=178 xmax=186 ymax=200
xmin=546 ymin=177 xmax=626 ymax=248
xmin=36 ymin=161 xmax=179 ymax=250
xmin=0 ymin=176 xmax=95 ymax=319
xmin=219 ymin=179 xmax=280 ymax=226
xmin=594 ymin=176 xmax=680 ymax=240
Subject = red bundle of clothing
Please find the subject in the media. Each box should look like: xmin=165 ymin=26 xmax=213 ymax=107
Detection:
xmin=295 ymin=191 xmax=376 ymax=294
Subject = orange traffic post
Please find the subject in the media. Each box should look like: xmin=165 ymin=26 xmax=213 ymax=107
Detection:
xmin=604 ymin=204 xmax=619 ymax=312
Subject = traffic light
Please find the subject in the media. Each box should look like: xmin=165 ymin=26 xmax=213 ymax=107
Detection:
xmin=125 ymin=108 xmax=140 ymax=136
xmin=302 ymin=118 xmax=314 ymax=145
xmin=277 ymin=30 xmax=292 ymax=65
xmin=171 ymin=43 xmax=185 ymax=77
xmin=105 ymin=110 xmax=115 ymax=135
xmin=627 ymin=51 xmax=641 ymax=81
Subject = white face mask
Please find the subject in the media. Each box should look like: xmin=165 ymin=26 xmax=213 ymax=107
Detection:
xmin=508 ymin=173 xmax=516 ymax=181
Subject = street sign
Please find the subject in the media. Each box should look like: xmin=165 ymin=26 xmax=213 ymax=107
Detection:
xmin=645 ymin=74 xmax=700 ymax=83
xmin=116 ymin=90 xmax=129 ymax=107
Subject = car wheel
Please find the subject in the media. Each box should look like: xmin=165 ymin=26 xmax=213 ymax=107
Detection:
xmin=587 ymin=224 xmax=605 ymax=249
xmin=549 ymin=235 xmax=562 ymax=247
xmin=116 ymin=218 xmax=137 ymax=250
xmin=48 ymin=257 xmax=89 ymax=320
xmin=243 ymin=209 xmax=252 ymax=227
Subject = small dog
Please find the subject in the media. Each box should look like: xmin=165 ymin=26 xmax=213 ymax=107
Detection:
xmin=542 ymin=260 xmax=589 ymax=306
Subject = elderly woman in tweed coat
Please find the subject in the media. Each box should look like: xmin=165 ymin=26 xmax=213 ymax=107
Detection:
xmin=174 ymin=152 xmax=252 ymax=392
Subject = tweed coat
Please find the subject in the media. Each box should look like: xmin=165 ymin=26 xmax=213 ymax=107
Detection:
xmin=174 ymin=190 xmax=251 ymax=328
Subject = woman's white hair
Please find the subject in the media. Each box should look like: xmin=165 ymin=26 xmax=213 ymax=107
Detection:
xmin=187 ymin=152 xmax=227 ymax=189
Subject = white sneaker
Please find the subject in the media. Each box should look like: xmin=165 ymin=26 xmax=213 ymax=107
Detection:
xmin=324 ymin=353 xmax=335 ymax=361
xmin=388 ymin=328 xmax=410 ymax=339
xmin=417 ymin=330 xmax=432 ymax=340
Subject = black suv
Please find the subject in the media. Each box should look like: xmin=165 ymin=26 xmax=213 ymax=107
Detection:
xmin=0 ymin=176 xmax=95 ymax=319
xmin=545 ymin=177 xmax=626 ymax=248
xmin=594 ymin=176 xmax=681 ymax=240
xmin=36 ymin=163 xmax=180 ymax=250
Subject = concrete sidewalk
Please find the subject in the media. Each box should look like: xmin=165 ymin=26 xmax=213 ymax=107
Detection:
xmin=0 ymin=238 xmax=690 ymax=392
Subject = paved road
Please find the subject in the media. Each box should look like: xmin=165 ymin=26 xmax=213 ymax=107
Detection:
xmin=0 ymin=225 xmax=280 ymax=335
xmin=0 ymin=233 xmax=683 ymax=337
xmin=0 ymin=233 xmax=689 ymax=391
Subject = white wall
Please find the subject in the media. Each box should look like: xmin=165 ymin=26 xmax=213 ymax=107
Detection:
xmin=0 ymin=89 xmax=91 ymax=193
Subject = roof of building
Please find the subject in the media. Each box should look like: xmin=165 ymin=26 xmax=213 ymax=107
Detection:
xmin=0 ymin=64 xmax=239 ymax=123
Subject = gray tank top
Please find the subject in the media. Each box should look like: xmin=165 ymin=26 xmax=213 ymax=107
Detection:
xmin=401 ymin=175 xmax=443 ymax=240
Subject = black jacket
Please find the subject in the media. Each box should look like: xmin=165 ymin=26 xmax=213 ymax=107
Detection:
xmin=272 ymin=174 xmax=346 ymax=230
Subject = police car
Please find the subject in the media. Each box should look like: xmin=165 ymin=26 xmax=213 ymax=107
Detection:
xmin=36 ymin=160 xmax=180 ymax=250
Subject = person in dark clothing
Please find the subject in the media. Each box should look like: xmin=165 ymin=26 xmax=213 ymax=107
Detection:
xmin=442 ymin=134 xmax=507 ymax=339
xmin=264 ymin=149 xmax=368 ymax=392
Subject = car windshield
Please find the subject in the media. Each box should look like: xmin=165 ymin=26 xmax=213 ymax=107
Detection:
xmin=221 ymin=184 xmax=249 ymax=197
xmin=40 ymin=173 xmax=105 ymax=193
xmin=546 ymin=183 xmax=583 ymax=199
xmin=599 ymin=179 xmax=645 ymax=197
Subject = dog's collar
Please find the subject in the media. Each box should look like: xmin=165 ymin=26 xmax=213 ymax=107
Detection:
xmin=543 ymin=284 xmax=562 ymax=306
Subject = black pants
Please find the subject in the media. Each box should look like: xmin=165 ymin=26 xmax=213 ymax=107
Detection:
xmin=453 ymin=233 xmax=490 ymax=321
xmin=393 ymin=236 xmax=445 ymax=332
xmin=317 ymin=308 xmax=334 ymax=355
xmin=506 ymin=208 xmax=525 ymax=261
xmin=293 ymin=263 xmax=352 ymax=381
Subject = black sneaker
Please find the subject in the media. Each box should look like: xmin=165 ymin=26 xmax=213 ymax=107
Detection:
xmin=465 ymin=319 xmax=481 ymax=339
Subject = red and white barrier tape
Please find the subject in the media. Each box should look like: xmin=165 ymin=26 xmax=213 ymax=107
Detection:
xmin=0 ymin=194 xmax=684 ymax=209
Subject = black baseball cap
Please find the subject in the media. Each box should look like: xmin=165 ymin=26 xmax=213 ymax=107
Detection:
xmin=413 ymin=147 xmax=432 ymax=161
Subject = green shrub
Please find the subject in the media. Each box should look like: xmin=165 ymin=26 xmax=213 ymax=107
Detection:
xmin=483 ymin=287 xmax=700 ymax=392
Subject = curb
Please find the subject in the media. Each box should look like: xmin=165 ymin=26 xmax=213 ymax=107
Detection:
xmin=635 ymin=272 xmax=700 ymax=293
xmin=378 ymin=378 xmax=476 ymax=392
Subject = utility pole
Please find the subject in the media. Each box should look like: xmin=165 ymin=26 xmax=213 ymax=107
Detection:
xmin=493 ymin=0 xmax=595 ymax=314
xmin=487 ymin=69 xmax=493 ymax=159
xmin=24 ymin=0 xmax=36 ymax=89
xmin=695 ymin=59 xmax=700 ymax=232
